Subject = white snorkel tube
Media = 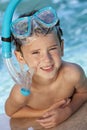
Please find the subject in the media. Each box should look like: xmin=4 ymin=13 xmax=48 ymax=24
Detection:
xmin=1 ymin=0 xmax=32 ymax=96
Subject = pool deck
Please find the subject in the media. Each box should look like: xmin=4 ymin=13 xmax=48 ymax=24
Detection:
xmin=0 ymin=102 xmax=87 ymax=130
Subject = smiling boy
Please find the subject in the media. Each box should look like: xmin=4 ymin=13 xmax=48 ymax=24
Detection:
xmin=5 ymin=7 xmax=87 ymax=129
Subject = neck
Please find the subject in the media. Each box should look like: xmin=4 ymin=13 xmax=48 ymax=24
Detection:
xmin=32 ymin=73 xmax=58 ymax=90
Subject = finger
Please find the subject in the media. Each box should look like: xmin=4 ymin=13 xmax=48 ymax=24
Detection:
xmin=39 ymin=122 xmax=55 ymax=129
xmin=46 ymin=99 xmax=66 ymax=111
xmin=62 ymin=98 xmax=71 ymax=108
xmin=43 ymin=110 xmax=54 ymax=118
xmin=37 ymin=116 xmax=53 ymax=124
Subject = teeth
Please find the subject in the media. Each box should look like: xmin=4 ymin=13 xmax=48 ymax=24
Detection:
xmin=44 ymin=67 xmax=51 ymax=69
xmin=42 ymin=65 xmax=53 ymax=70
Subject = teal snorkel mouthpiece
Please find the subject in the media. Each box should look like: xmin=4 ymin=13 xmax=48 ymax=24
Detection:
xmin=18 ymin=66 xmax=34 ymax=96
xmin=21 ymin=88 xmax=31 ymax=96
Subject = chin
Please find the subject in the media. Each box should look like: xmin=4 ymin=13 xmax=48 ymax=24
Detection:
xmin=39 ymin=70 xmax=58 ymax=80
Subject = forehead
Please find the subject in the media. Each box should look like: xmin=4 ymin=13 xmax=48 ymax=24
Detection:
xmin=25 ymin=32 xmax=60 ymax=46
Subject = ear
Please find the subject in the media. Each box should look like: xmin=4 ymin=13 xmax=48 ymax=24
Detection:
xmin=14 ymin=51 xmax=26 ymax=64
xmin=60 ymin=39 xmax=64 ymax=56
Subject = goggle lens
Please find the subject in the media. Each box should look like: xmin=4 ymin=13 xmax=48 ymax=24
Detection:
xmin=11 ymin=18 xmax=28 ymax=35
xmin=37 ymin=10 xmax=55 ymax=24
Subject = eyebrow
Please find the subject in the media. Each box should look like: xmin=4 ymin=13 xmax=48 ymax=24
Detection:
xmin=49 ymin=43 xmax=58 ymax=48
xmin=31 ymin=49 xmax=40 ymax=52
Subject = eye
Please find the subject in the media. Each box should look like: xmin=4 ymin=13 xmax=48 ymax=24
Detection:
xmin=49 ymin=47 xmax=58 ymax=51
xmin=32 ymin=51 xmax=39 ymax=55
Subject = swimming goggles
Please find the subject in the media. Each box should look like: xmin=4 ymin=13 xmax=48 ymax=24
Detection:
xmin=11 ymin=6 xmax=59 ymax=39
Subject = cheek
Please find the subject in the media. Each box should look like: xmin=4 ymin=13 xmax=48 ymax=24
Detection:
xmin=52 ymin=51 xmax=61 ymax=60
xmin=25 ymin=56 xmax=40 ymax=70
xmin=52 ymin=52 xmax=62 ymax=66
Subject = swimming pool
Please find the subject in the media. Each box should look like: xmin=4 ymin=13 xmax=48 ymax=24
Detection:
xmin=0 ymin=0 xmax=87 ymax=114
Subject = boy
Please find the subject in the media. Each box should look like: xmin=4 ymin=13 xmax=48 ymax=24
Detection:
xmin=5 ymin=7 xmax=87 ymax=129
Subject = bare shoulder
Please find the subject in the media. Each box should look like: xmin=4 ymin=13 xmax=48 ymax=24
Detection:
xmin=62 ymin=61 xmax=85 ymax=77
xmin=9 ymin=84 xmax=21 ymax=97
xmin=8 ymin=84 xmax=28 ymax=103
xmin=62 ymin=61 xmax=87 ymax=90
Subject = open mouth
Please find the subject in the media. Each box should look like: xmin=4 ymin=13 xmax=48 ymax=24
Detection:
xmin=40 ymin=65 xmax=54 ymax=72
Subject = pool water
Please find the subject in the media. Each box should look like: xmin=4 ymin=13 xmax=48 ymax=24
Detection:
xmin=0 ymin=0 xmax=87 ymax=114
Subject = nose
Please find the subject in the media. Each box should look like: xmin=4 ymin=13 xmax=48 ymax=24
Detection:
xmin=40 ymin=51 xmax=52 ymax=63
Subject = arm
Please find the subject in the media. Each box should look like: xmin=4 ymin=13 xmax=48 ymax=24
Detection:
xmin=64 ymin=90 xmax=87 ymax=117
xmin=5 ymin=85 xmax=29 ymax=117
xmin=5 ymin=84 xmax=44 ymax=118
xmin=6 ymin=84 xmax=69 ymax=118
xmin=11 ymin=106 xmax=46 ymax=118
xmin=36 ymin=90 xmax=87 ymax=129
xmin=65 ymin=65 xmax=87 ymax=115
xmin=11 ymin=98 xmax=68 ymax=118
xmin=65 ymin=81 xmax=87 ymax=116
xmin=37 ymin=65 xmax=87 ymax=128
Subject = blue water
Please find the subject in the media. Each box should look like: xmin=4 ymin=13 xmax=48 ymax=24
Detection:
xmin=0 ymin=0 xmax=87 ymax=114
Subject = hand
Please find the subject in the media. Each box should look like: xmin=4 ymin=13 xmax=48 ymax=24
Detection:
xmin=37 ymin=98 xmax=71 ymax=128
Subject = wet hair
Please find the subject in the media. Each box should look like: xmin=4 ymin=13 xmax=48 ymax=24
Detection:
xmin=11 ymin=10 xmax=63 ymax=52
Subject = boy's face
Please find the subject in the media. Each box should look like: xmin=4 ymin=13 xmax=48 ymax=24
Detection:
xmin=16 ymin=32 xmax=64 ymax=80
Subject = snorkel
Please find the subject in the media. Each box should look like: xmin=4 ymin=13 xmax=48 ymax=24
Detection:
xmin=1 ymin=0 xmax=32 ymax=96
xmin=1 ymin=0 xmax=59 ymax=96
